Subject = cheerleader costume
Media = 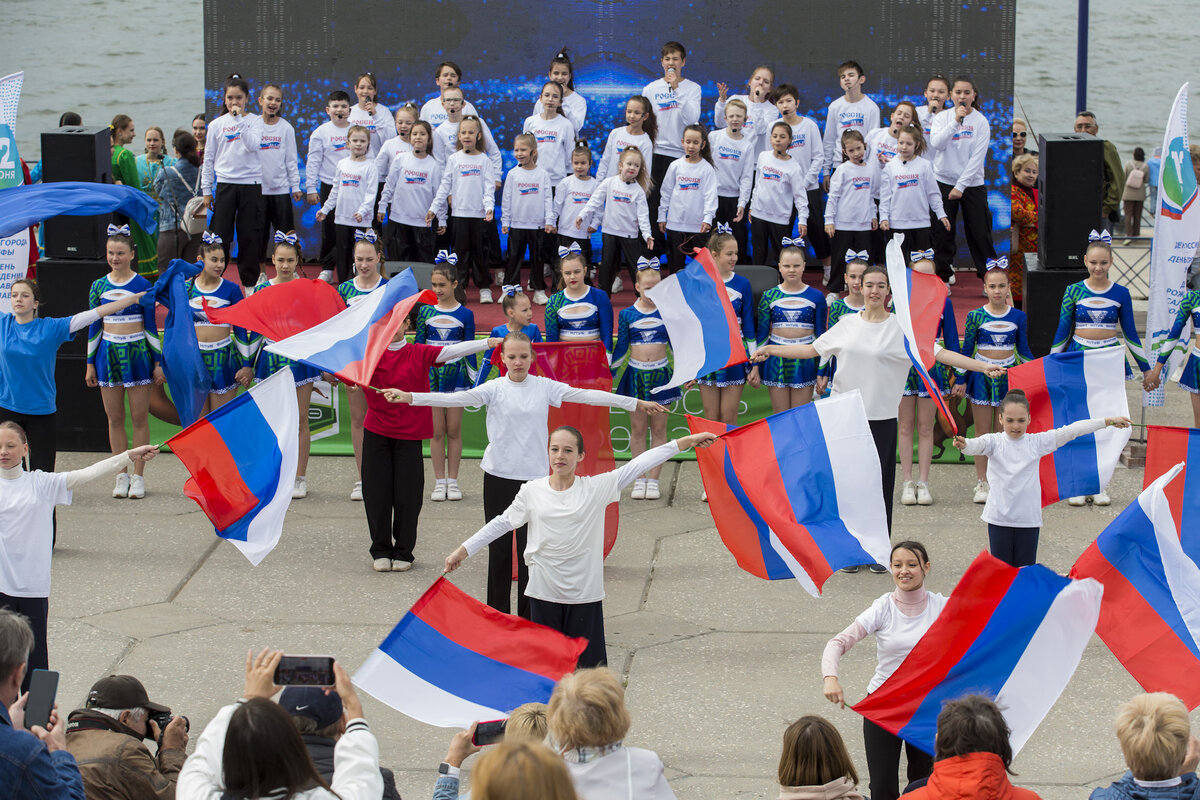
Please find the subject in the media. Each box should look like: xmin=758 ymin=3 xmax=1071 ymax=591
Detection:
xmin=817 ymin=297 xmax=863 ymax=388
xmin=545 ymin=287 xmax=614 ymax=352
xmin=1157 ymin=289 xmax=1200 ymax=393
xmin=699 ymin=272 xmax=755 ymax=386
xmin=337 ymin=274 xmax=388 ymax=307
xmin=902 ymin=298 xmax=960 ymax=397
xmin=612 ymin=303 xmax=680 ymax=403
xmin=86 ymin=273 xmax=159 ymax=387
xmin=1051 ymin=281 xmax=1150 ymax=378
xmin=958 ymin=306 xmax=1034 ymax=406
xmin=756 ymin=285 xmax=826 ymax=388
xmin=251 ymin=280 xmax=322 ymax=386
xmin=187 ymin=278 xmax=249 ymax=394
xmin=416 ymin=303 xmax=476 ymax=391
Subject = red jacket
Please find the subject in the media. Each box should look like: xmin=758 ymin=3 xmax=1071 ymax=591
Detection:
xmin=901 ymin=753 xmax=1042 ymax=800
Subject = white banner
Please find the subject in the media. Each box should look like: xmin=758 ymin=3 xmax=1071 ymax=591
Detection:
xmin=1146 ymin=83 xmax=1200 ymax=393
xmin=0 ymin=70 xmax=29 ymax=314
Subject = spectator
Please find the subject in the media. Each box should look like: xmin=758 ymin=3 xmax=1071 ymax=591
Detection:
xmin=433 ymin=703 xmax=550 ymax=799
xmin=1010 ymin=154 xmax=1039 ymax=307
xmin=280 ymin=686 xmax=400 ymax=800
xmin=472 ymin=740 xmax=579 ymax=800
xmin=1148 ymin=146 xmax=1162 ymax=216
xmin=154 ymin=131 xmax=204 ymax=270
xmin=1089 ymin=692 xmax=1200 ymax=800
xmin=175 ymin=649 xmax=382 ymax=800
xmin=0 ymin=608 xmax=85 ymax=799
xmin=1011 ymin=118 xmax=1036 ymax=158
xmin=1122 ymin=148 xmax=1150 ymax=237
xmin=1074 ymin=112 xmax=1124 ymax=233
xmin=899 ymin=695 xmax=1041 ymax=800
xmin=547 ymin=667 xmax=675 ymax=800
xmin=777 ymin=716 xmax=863 ymax=800
xmin=58 ymin=112 xmax=82 ymax=127
xmin=191 ymin=115 xmax=206 ymax=164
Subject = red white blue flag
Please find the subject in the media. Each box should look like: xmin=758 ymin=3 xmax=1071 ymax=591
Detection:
xmin=1144 ymin=425 xmax=1200 ymax=537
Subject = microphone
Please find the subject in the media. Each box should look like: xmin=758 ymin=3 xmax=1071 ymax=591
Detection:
xmin=667 ymin=66 xmax=676 ymax=94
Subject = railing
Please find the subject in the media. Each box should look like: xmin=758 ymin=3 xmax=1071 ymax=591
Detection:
xmin=1110 ymin=235 xmax=1153 ymax=299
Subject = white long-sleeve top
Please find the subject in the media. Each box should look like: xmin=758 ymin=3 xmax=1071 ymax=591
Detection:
xmin=658 ymin=157 xmax=718 ymax=232
xmin=201 ymin=112 xmax=263 ymax=194
xmin=430 ymin=151 xmax=497 ymax=220
xmin=825 ymin=159 xmax=877 ymax=231
xmin=347 ymin=102 xmax=395 ymax=158
xmin=462 ymin=441 xmax=681 ymax=603
xmin=713 ymin=94 xmax=777 ymax=153
xmin=961 ymin=419 xmax=1108 ymax=527
xmin=374 ymin=136 xmax=413 ymax=183
xmin=784 ymin=116 xmax=825 ymax=190
xmin=864 ymin=126 xmax=901 ymax=200
xmin=708 ymin=128 xmax=756 ymax=200
xmin=305 ymin=121 xmax=351 ymax=193
xmin=822 ymin=96 xmax=881 ymax=172
xmin=579 ymin=176 xmax=651 ymax=240
xmin=432 ymin=117 xmax=503 ymax=178
xmin=319 ymin=157 xmax=379 ymax=226
xmin=501 ymin=164 xmax=554 ymax=230
xmin=879 ymin=156 xmax=945 ymax=229
xmin=534 ymin=91 xmax=587 ymax=137
xmin=380 ymin=152 xmax=443 ymax=227
xmin=523 ymin=113 xmax=576 ymax=184
xmin=642 ymin=78 xmax=702 ymax=158
xmin=257 ymin=117 xmax=300 ymax=196
xmin=748 ymin=152 xmax=807 ymax=225
xmin=176 ymin=702 xmax=383 ymax=800
xmin=410 ymin=374 xmax=637 ymax=480
xmin=556 ymin=175 xmax=598 ymax=232
xmin=420 ymin=96 xmax=479 ymax=128
xmin=917 ymin=105 xmax=946 ymax=138
xmin=595 ymin=126 xmax=654 ymax=182
xmin=929 ymin=107 xmax=991 ymax=191
xmin=0 ymin=452 xmax=135 ymax=597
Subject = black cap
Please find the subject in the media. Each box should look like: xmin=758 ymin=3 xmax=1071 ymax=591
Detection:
xmin=85 ymin=675 xmax=169 ymax=714
xmin=279 ymin=687 xmax=343 ymax=729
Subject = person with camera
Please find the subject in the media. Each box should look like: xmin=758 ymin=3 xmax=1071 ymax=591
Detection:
xmin=65 ymin=674 xmax=188 ymax=799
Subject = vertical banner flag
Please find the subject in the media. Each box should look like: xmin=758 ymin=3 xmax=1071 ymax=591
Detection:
xmin=0 ymin=71 xmax=28 ymax=313
xmin=1146 ymin=84 xmax=1200 ymax=395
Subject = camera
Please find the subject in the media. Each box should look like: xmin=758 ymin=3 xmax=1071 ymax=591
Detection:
xmin=148 ymin=710 xmax=189 ymax=748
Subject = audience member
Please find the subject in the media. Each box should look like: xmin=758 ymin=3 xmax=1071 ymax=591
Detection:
xmin=1011 ymin=118 xmax=1036 ymax=158
xmin=1074 ymin=111 xmax=1124 ymax=233
xmin=472 ymin=740 xmax=579 ymax=800
xmin=777 ymin=715 xmax=864 ymax=800
xmin=433 ymin=703 xmax=549 ymax=799
xmin=1089 ymin=693 xmax=1200 ymax=800
xmin=1122 ymin=147 xmax=1149 ymax=237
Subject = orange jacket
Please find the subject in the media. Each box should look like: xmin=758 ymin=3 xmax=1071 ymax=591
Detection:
xmin=901 ymin=753 xmax=1042 ymax=800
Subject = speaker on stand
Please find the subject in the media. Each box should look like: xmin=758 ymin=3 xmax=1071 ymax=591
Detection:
xmin=40 ymin=126 xmax=113 ymax=261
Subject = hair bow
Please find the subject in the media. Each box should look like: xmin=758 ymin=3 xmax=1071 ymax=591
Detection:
xmin=201 ymin=230 xmax=222 ymax=245
xmin=985 ymin=256 xmax=1009 ymax=271
xmin=354 ymin=229 xmax=378 ymax=243
xmin=106 ymin=224 xmax=131 ymax=236
xmin=434 ymin=249 xmax=459 ymax=266
xmin=274 ymin=231 xmax=299 ymax=245
xmin=781 ymin=236 xmax=805 ymax=248
xmin=845 ymin=250 xmax=869 ymax=263
xmin=501 ymin=284 xmax=521 ymax=297
xmin=909 ymin=248 xmax=934 ymax=262
xmin=1088 ymin=229 xmax=1112 ymax=244
xmin=557 ymin=242 xmax=582 ymax=258
xmin=636 ymin=256 xmax=662 ymax=271
xmin=716 ymin=222 xmax=733 ymax=235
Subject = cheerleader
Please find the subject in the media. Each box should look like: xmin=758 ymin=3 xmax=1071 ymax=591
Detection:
xmin=476 ymin=287 xmax=544 ymax=376
xmin=879 ymin=125 xmax=949 ymax=256
xmin=576 ymin=146 xmax=653 ymax=295
xmin=545 ymin=251 xmax=614 ymax=353
xmin=698 ymin=232 xmax=757 ymax=429
xmin=444 ymin=427 xmax=716 ymax=667
xmin=816 ymin=258 xmax=868 ymax=395
xmin=612 ymin=262 xmax=678 ymax=500
xmin=256 ymin=85 xmax=302 ymax=259
xmin=415 ymin=262 xmax=476 ymax=502
xmin=523 ymin=82 xmax=575 ymax=186
xmin=500 ymin=134 xmax=555 ymax=305
xmin=824 ymin=131 xmax=876 ymax=293
xmin=953 ymin=263 xmax=1034 ymax=505
xmin=775 ymin=84 xmax=828 ymax=272
xmin=714 ymin=66 xmax=776 ymax=153
xmin=1147 ymin=287 xmax=1200 ymax=428
xmin=85 ymin=226 xmax=162 ymax=500
xmin=428 ymin=115 xmax=497 ymax=304
xmin=822 ymin=541 xmax=942 ymax=800
xmin=378 ymin=120 xmax=440 ymax=264
xmin=555 ymin=144 xmax=598 ymax=273
xmin=708 ymin=100 xmax=756 ymax=263
xmin=533 ymin=47 xmax=588 ymax=133
xmin=595 ymin=96 xmax=655 ymax=182
xmin=347 ymin=72 xmax=395 ymax=159
xmin=658 ymin=124 xmax=718 ymax=273
xmin=748 ymin=121 xmax=808 ymax=268
xmin=187 ymin=233 xmax=254 ymax=415
xmin=757 ymin=245 xmax=825 ymax=412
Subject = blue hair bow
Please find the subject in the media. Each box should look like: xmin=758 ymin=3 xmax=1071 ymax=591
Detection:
xmin=201 ymin=230 xmax=222 ymax=245
xmin=985 ymin=256 xmax=1009 ymax=271
xmin=845 ymin=250 xmax=869 ymax=263
xmin=106 ymin=223 xmax=130 ymax=236
xmin=1088 ymin=229 xmax=1112 ymax=244
xmin=557 ymin=242 xmax=582 ymax=258
xmin=501 ymin=284 xmax=521 ymax=297
xmin=909 ymin=248 xmax=934 ymax=262
xmin=716 ymin=222 xmax=733 ymax=235
xmin=636 ymin=256 xmax=661 ymax=271
xmin=274 ymin=231 xmax=299 ymax=245
xmin=434 ymin=249 xmax=459 ymax=266
xmin=781 ymin=236 xmax=805 ymax=248
xmin=354 ymin=229 xmax=379 ymax=243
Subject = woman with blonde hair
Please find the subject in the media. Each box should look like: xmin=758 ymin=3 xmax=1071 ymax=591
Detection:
xmin=1089 ymin=692 xmax=1200 ymax=800
xmin=474 ymin=741 xmax=578 ymax=800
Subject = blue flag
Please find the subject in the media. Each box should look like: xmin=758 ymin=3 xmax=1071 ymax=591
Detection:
xmin=146 ymin=259 xmax=208 ymax=427
xmin=0 ymin=181 xmax=158 ymax=238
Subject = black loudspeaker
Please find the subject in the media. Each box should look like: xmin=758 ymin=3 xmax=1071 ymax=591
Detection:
xmin=1037 ymin=133 xmax=1103 ymax=269
xmin=385 ymin=261 xmax=434 ymax=286
xmin=737 ymin=265 xmax=783 ymax=311
xmin=1023 ymin=253 xmax=1088 ymax=357
xmin=35 ymin=257 xmax=109 ymax=355
xmin=40 ymin=126 xmax=113 ymax=260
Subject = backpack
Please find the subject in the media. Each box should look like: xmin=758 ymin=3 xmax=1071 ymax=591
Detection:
xmin=170 ymin=165 xmax=208 ymax=234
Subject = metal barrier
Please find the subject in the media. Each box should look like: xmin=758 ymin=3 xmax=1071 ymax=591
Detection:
xmin=1110 ymin=236 xmax=1153 ymax=299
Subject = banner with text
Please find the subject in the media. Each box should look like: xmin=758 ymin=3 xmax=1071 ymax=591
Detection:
xmin=0 ymin=71 xmax=28 ymax=313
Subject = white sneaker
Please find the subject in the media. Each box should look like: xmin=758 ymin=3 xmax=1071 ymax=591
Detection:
xmin=128 ymin=475 xmax=145 ymax=499
xmin=644 ymin=479 xmax=661 ymax=500
xmin=702 ymin=488 xmax=708 ymax=502
xmin=611 ymin=276 xmax=623 ymax=293
xmin=431 ymin=481 xmax=447 ymax=501
xmin=391 ymin=559 xmax=413 ymax=572
xmin=1092 ymin=490 xmax=1111 ymax=506
xmin=916 ymin=481 xmax=933 ymax=506
xmin=372 ymin=558 xmax=392 ymax=572
xmin=292 ymin=476 xmax=308 ymax=499
xmin=822 ymin=264 xmax=831 ymax=286
xmin=479 ymin=288 xmax=493 ymax=303
xmin=1067 ymin=495 xmax=1087 ymax=507
xmin=318 ymin=269 xmax=335 ymax=284
xmin=973 ymin=480 xmax=989 ymax=504
xmin=533 ymin=290 xmax=548 ymax=305
xmin=350 ymin=480 xmax=364 ymax=501
xmin=900 ymin=480 xmax=917 ymax=505
xmin=631 ymin=478 xmax=646 ymax=499
xmin=446 ymin=482 xmax=463 ymax=501
xmin=948 ymin=274 xmax=957 ymax=285
xmin=113 ymin=473 xmax=130 ymax=498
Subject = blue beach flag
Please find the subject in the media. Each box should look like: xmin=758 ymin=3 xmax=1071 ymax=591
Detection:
xmin=0 ymin=181 xmax=158 ymax=238
xmin=147 ymin=259 xmax=208 ymax=428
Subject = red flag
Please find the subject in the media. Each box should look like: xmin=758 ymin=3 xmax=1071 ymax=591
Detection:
xmin=1145 ymin=425 xmax=1200 ymax=535
xmin=204 ymin=278 xmax=347 ymax=340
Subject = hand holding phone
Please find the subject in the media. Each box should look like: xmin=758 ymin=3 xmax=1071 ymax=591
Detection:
xmin=472 ymin=718 xmax=507 ymax=746
xmin=24 ymin=669 xmax=58 ymax=731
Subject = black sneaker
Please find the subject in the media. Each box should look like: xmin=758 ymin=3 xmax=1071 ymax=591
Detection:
xmin=841 ymin=565 xmax=862 ymax=574
xmin=869 ymin=564 xmax=889 ymax=574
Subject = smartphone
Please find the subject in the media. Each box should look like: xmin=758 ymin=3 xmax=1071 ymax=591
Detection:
xmin=472 ymin=718 xmax=508 ymax=746
xmin=273 ymin=655 xmax=335 ymax=687
xmin=24 ymin=669 xmax=59 ymax=731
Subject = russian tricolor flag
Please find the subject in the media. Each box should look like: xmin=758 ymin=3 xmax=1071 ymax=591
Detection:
xmin=1008 ymin=348 xmax=1131 ymax=505
xmin=265 ymin=269 xmax=436 ymax=386
xmin=688 ymin=391 xmax=891 ymax=595
xmin=205 ymin=277 xmax=347 ymax=340
xmin=644 ymin=247 xmax=747 ymax=394
xmin=1071 ymin=461 xmax=1200 ymax=708
xmin=167 ymin=368 xmax=299 ymax=565
xmin=1144 ymin=425 xmax=1200 ymax=539
xmin=353 ymin=578 xmax=587 ymax=728
xmin=855 ymin=552 xmax=1102 ymax=756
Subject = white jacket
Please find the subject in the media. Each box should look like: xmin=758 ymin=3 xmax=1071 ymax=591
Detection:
xmin=579 ymin=176 xmax=651 ymax=240
xmin=257 ymin=117 xmax=300 ymax=196
xmin=201 ymin=112 xmax=263 ymax=193
xmin=748 ymin=152 xmax=807 ymax=225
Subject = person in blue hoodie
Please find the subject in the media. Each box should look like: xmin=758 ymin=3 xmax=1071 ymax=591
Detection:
xmin=1090 ymin=693 xmax=1200 ymax=800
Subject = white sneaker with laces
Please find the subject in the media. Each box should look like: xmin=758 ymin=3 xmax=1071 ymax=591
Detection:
xmin=431 ymin=481 xmax=447 ymax=501
xmin=533 ymin=290 xmax=548 ymax=305
xmin=391 ymin=560 xmax=413 ymax=572
xmin=900 ymin=480 xmax=917 ymax=505
xmin=823 ymin=264 xmax=831 ymax=286
xmin=702 ymin=488 xmax=708 ymax=502
xmin=479 ymin=288 xmax=493 ymax=303
xmin=631 ymin=479 xmax=646 ymax=499
xmin=611 ymin=276 xmax=623 ymax=294
xmin=292 ymin=476 xmax=308 ymax=499
xmin=128 ymin=475 xmax=145 ymax=499
xmin=644 ymin=479 xmax=661 ymax=500
xmin=446 ymin=482 xmax=463 ymax=501
xmin=1092 ymin=490 xmax=1111 ymax=506
xmin=1067 ymin=495 xmax=1087 ymax=507
xmin=973 ymin=480 xmax=989 ymax=504
xmin=350 ymin=480 xmax=364 ymax=501
xmin=113 ymin=473 xmax=130 ymax=498
xmin=372 ymin=558 xmax=392 ymax=572
xmin=916 ymin=481 xmax=933 ymax=506
xmin=318 ymin=269 xmax=335 ymax=284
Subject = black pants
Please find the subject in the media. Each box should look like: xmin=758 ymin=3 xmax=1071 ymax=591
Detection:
xmin=261 ymin=193 xmax=295 ymax=260
xmin=317 ymin=182 xmax=337 ymax=269
xmin=0 ymin=594 xmax=48 ymax=693
xmin=863 ymin=717 xmax=933 ymax=800
xmin=452 ymin=216 xmax=493 ymax=290
xmin=828 ymin=229 xmax=872 ymax=293
xmin=361 ymin=431 xmax=424 ymax=562
xmin=805 ymin=188 xmax=831 ymax=259
xmin=387 ymin=221 xmax=435 ymax=263
xmin=750 ymin=218 xmax=792 ymax=267
xmin=599 ymin=234 xmax=646 ymax=293
xmin=988 ymin=523 xmax=1040 ymax=567
xmin=332 ymin=224 xmax=361 ymax=284
xmin=932 ymin=182 xmax=995 ymax=280
xmin=504 ymin=228 xmax=545 ymax=290
xmin=483 ymin=473 xmax=530 ymax=619
xmin=647 ymin=153 xmax=674 ymax=257
xmin=869 ymin=418 xmax=898 ymax=535
xmin=664 ymin=229 xmax=705 ymax=274
xmin=557 ymin=232 xmax=593 ymax=269
xmin=372 ymin=182 xmax=387 ymax=237
xmin=484 ymin=216 xmax=504 ymax=272
xmin=889 ymin=227 xmax=934 ymax=259
xmin=714 ymin=195 xmax=748 ymax=263
xmin=529 ymin=597 xmax=606 ymax=668
xmin=211 ymin=182 xmax=265 ymax=286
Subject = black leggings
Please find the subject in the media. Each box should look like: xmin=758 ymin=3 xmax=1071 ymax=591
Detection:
xmin=0 ymin=594 xmax=48 ymax=693
xmin=483 ymin=473 xmax=530 ymax=619
xmin=805 ymin=188 xmax=831 ymax=259
xmin=988 ymin=523 xmax=1040 ymax=567
xmin=750 ymin=218 xmax=792 ymax=267
xmin=869 ymin=418 xmax=898 ymax=536
xmin=210 ymin=182 xmax=265 ymax=286
xmin=317 ymin=182 xmax=338 ymax=269
xmin=529 ymin=597 xmax=607 ymax=669
xmin=452 ymin=216 xmax=493 ymax=290
xmin=931 ymin=182 xmax=996 ymax=280
xmin=599 ymin=234 xmax=647 ymax=293
xmin=664 ymin=229 xmax=705 ymax=274
xmin=647 ymin=153 xmax=674 ymax=257
xmin=386 ymin=221 xmax=436 ymax=263
xmin=863 ymin=717 xmax=933 ymax=800
xmin=261 ymin=193 xmax=295 ymax=259
xmin=504 ymin=228 xmax=545 ymax=290
xmin=361 ymin=431 xmax=424 ymax=562
xmin=828 ymin=229 xmax=872 ymax=293
xmin=714 ymin=195 xmax=749 ymax=263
